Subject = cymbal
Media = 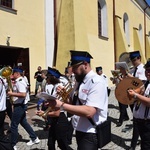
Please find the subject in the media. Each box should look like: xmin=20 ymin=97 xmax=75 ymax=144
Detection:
xmin=115 ymin=77 xmax=143 ymax=105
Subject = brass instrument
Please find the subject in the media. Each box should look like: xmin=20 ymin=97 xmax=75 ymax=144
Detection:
xmin=0 ymin=66 xmax=13 ymax=104
xmin=115 ymin=77 xmax=143 ymax=105
xmin=39 ymin=82 xmax=73 ymax=119
xmin=110 ymin=52 xmax=133 ymax=81
xmin=110 ymin=70 xmax=122 ymax=81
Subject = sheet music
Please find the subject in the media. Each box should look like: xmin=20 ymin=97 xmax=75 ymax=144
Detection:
xmin=36 ymin=92 xmax=57 ymax=101
xmin=115 ymin=62 xmax=129 ymax=71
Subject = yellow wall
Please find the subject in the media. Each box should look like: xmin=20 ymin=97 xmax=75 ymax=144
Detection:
xmin=56 ymin=0 xmax=115 ymax=85
xmin=55 ymin=0 xmax=150 ymax=87
xmin=0 ymin=0 xmax=46 ymax=92
xmin=1 ymin=0 xmax=150 ymax=90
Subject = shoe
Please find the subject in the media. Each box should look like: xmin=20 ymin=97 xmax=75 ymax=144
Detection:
xmin=26 ymin=137 xmax=40 ymax=146
xmin=116 ymin=122 xmax=122 ymax=127
xmin=124 ymin=117 xmax=129 ymax=121
xmin=13 ymin=146 xmax=17 ymax=150
xmin=128 ymin=147 xmax=135 ymax=150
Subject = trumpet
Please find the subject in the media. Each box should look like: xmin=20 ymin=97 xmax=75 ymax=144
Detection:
xmin=0 ymin=66 xmax=14 ymax=104
xmin=110 ymin=70 xmax=122 ymax=81
xmin=39 ymin=82 xmax=73 ymax=119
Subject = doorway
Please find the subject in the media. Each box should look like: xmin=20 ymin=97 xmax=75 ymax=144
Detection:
xmin=0 ymin=45 xmax=30 ymax=83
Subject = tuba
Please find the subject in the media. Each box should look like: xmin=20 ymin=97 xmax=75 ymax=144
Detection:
xmin=38 ymin=82 xmax=73 ymax=119
xmin=0 ymin=66 xmax=14 ymax=104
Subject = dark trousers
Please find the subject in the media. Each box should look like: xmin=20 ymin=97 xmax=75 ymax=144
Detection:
xmin=130 ymin=104 xmax=139 ymax=149
xmin=136 ymin=119 xmax=150 ymax=150
xmin=118 ymin=102 xmax=129 ymax=123
xmin=131 ymin=117 xmax=139 ymax=149
xmin=6 ymin=99 xmax=12 ymax=120
xmin=76 ymin=130 xmax=98 ymax=150
xmin=48 ymin=112 xmax=73 ymax=150
xmin=67 ymin=119 xmax=74 ymax=144
xmin=0 ymin=110 xmax=6 ymax=136
xmin=11 ymin=105 xmax=37 ymax=147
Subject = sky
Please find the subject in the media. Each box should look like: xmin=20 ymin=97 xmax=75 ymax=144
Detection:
xmin=146 ymin=0 xmax=150 ymax=6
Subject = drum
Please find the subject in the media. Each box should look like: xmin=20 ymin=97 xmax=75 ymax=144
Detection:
xmin=115 ymin=77 xmax=143 ymax=105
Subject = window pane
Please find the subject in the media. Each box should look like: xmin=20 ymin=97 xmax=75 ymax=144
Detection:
xmin=1 ymin=0 xmax=12 ymax=8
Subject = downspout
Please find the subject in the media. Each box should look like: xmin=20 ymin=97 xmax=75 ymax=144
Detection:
xmin=113 ymin=0 xmax=117 ymax=68
xmin=53 ymin=0 xmax=57 ymax=67
xmin=144 ymin=6 xmax=148 ymax=60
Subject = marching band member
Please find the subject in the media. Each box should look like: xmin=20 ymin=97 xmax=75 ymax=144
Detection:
xmin=120 ymin=51 xmax=146 ymax=150
xmin=128 ymin=59 xmax=150 ymax=150
xmin=48 ymin=50 xmax=108 ymax=150
xmin=96 ymin=66 xmax=111 ymax=96
xmin=0 ymin=75 xmax=7 ymax=136
xmin=110 ymin=68 xmax=129 ymax=127
xmin=37 ymin=67 xmax=73 ymax=150
xmin=8 ymin=67 xmax=40 ymax=150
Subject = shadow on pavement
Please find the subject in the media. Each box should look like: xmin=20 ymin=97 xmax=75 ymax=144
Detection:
xmin=111 ymin=133 xmax=131 ymax=150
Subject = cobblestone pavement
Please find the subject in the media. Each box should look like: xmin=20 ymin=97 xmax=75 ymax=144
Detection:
xmin=4 ymin=89 xmax=141 ymax=150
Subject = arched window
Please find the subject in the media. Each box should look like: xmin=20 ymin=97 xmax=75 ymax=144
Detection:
xmin=98 ymin=0 xmax=108 ymax=38
xmin=139 ymin=24 xmax=142 ymax=42
xmin=123 ymin=13 xmax=130 ymax=46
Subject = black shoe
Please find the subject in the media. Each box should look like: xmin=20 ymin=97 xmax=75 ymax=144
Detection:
xmin=128 ymin=147 xmax=135 ymax=150
xmin=124 ymin=117 xmax=129 ymax=121
xmin=116 ymin=122 xmax=122 ymax=127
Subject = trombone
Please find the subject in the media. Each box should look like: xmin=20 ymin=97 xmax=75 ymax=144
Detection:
xmin=0 ymin=66 xmax=14 ymax=104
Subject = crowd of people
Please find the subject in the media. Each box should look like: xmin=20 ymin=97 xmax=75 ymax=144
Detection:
xmin=0 ymin=49 xmax=150 ymax=150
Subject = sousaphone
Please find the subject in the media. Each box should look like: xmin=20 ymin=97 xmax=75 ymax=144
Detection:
xmin=115 ymin=77 xmax=143 ymax=105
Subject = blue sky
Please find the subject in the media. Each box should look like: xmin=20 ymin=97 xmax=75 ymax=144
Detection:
xmin=146 ymin=0 xmax=150 ymax=5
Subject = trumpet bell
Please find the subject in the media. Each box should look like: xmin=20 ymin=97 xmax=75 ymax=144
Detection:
xmin=115 ymin=77 xmax=143 ymax=105
xmin=57 ymin=82 xmax=73 ymax=102
xmin=0 ymin=66 xmax=12 ymax=78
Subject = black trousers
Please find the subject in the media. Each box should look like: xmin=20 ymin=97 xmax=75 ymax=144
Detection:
xmin=76 ymin=130 xmax=98 ymax=150
xmin=6 ymin=99 xmax=12 ymax=120
xmin=131 ymin=117 xmax=139 ymax=149
xmin=0 ymin=110 xmax=6 ymax=136
xmin=48 ymin=112 xmax=73 ymax=150
xmin=118 ymin=102 xmax=129 ymax=123
xmin=135 ymin=119 xmax=150 ymax=150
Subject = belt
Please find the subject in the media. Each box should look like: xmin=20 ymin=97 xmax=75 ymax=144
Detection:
xmin=135 ymin=118 xmax=150 ymax=123
xmin=14 ymin=104 xmax=24 ymax=107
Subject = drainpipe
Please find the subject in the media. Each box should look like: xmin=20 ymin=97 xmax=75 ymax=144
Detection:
xmin=144 ymin=5 xmax=148 ymax=60
xmin=53 ymin=0 xmax=57 ymax=67
xmin=113 ymin=0 xmax=117 ymax=69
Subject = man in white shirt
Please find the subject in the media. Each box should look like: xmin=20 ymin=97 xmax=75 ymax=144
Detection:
xmin=0 ymin=76 xmax=6 ymax=136
xmin=8 ymin=67 xmax=40 ymax=150
xmin=49 ymin=50 xmax=108 ymax=150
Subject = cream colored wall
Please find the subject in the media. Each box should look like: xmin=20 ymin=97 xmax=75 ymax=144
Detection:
xmin=78 ymin=0 xmax=114 ymax=85
xmin=56 ymin=0 xmax=115 ymax=86
xmin=0 ymin=0 xmax=46 ymax=92
xmin=55 ymin=0 xmax=150 ymax=88
xmin=146 ymin=14 xmax=150 ymax=59
xmin=115 ymin=0 xmax=146 ymax=62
